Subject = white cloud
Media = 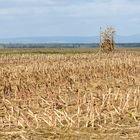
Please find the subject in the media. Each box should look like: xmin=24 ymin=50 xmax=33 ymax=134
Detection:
xmin=0 ymin=7 xmax=48 ymax=16
xmin=0 ymin=0 xmax=140 ymax=18
xmin=55 ymin=0 xmax=140 ymax=18
xmin=0 ymin=0 xmax=69 ymax=6
xmin=0 ymin=0 xmax=140 ymax=37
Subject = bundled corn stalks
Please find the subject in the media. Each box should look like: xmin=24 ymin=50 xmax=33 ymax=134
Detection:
xmin=100 ymin=27 xmax=116 ymax=52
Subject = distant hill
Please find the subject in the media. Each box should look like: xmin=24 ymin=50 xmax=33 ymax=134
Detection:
xmin=0 ymin=35 xmax=139 ymax=43
xmin=0 ymin=36 xmax=99 ymax=43
xmin=116 ymin=35 xmax=140 ymax=43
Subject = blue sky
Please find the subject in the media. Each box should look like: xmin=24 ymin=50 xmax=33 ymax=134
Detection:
xmin=0 ymin=0 xmax=140 ymax=38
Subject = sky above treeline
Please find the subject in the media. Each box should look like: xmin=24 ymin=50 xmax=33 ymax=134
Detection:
xmin=0 ymin=0 xmax=140 ymax=38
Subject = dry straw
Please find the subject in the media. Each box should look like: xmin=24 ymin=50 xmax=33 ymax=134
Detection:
xmin=0 ymin=47 xmax=140 ymax=139
xmin=100 ymin=27 xmax=116 ymax=53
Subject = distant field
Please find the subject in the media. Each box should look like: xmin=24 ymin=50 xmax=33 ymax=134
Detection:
xmin=0 ymin=43 xmax=140 ymax=49
xmin=0 ymin=48 xmax=140 ymax=140
xmin=0 ymin=48 xmax=99 ymax=55
xmin=0 ymin=47 xmax=140 ymax=55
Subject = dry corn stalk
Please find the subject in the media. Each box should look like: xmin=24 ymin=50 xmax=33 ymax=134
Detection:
xmin=0 ymin=51 xmax=140 ymax=139
xmin=100 ymin=27 xmax=116 ymax=52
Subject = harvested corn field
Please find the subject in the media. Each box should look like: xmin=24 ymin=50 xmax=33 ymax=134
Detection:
xmin=0 ymin=49 xmax=140 ymax=139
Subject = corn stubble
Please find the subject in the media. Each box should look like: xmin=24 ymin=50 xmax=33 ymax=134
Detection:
xmin=0 ymin=52 xmax=140 ymax=139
